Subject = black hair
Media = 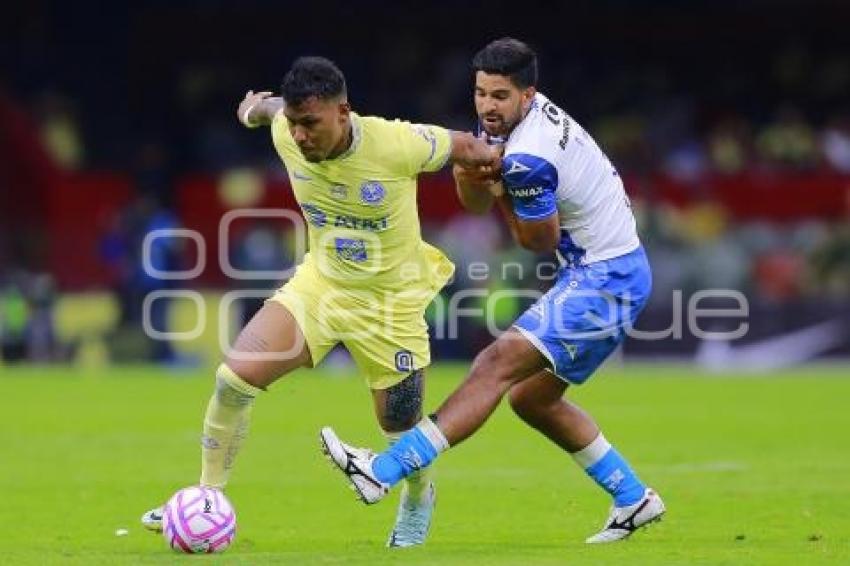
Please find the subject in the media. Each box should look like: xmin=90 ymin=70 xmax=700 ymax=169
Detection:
xmin=281 ymin=56 xmax=347 ymax=106
xmin=472 ymin=37 xmax=538 ymax=89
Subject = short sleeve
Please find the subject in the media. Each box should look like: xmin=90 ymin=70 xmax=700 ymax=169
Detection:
xmin=395 ymin=121 xmax=453 ymax=176
xmin=502 ymin=153 xmax=559 ymax=221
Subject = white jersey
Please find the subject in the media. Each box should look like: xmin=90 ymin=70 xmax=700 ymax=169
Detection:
xmin=500 ymin=92 xmax=640 ymax=265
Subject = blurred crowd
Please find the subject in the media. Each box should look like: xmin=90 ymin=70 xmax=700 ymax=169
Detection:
xmin=21 ymin=62 xmax=850 ymax=310
xmin=4 ymin=1 xmax=850 ymax=364
xmin=0 ymin=270 xmax=65 ymax=362
xmin=28 ymin=91 xmax=850 ymax=178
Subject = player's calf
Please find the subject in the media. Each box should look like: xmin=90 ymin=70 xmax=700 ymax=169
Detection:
xmin=375 ymin=369 xmax=424 ymax=433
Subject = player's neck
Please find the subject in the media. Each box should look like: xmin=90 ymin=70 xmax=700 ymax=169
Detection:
xmin=327 ymin=119 xmax=354 ymax=160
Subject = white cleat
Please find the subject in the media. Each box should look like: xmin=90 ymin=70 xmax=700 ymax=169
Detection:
xmin=140 ymin=506 xmax=164 ymax=533
xmin=585 ymin=488 xmax=666 ymax=544
xmin=320 ymin=426 xmax=390 ymax=505
xmin=387 ymin=482 xmax=436 ymax=548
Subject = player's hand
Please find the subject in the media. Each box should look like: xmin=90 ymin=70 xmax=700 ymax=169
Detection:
xmin=237 ymin=90 xmax=274 ymax=128
xmin=485 ymin=144 xmax=505 ymax=195
xmin=478 ymin=141 xmax=503 ymax=178
xmin=456 ymin=142 xmax=502 ymax=183
xmin=453 ymin=162 xmax=501 ymax=189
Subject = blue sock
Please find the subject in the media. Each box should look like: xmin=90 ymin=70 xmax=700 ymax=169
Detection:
xmin=573 ymin=433 xmax=646 ymax=506
xmin=372 ymin=418 xmax=448 ymax=486
xmin=584 ymin=447 xmax=646 ymax=506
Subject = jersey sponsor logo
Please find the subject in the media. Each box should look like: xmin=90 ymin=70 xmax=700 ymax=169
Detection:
xmin=330 ymin=185 xmax=349 ymax=200
xmin=301 ymin=203 xmax=327 ymax=227
xmin=333 ymin=214 xmax=388 ymax=232
xmin=505 ymin=159 xmax=531 ymax=176
xmin=558 ymin=119 xmax=570 ymax=149
xmin=541 ymin=100 xmax=571 ymax=149
xmin=301 ymin=203 xmax=388 ymax=232
xmin=394 ymin=349 xmax=414 ymax=372
xmin=360 ymin=181 xmax=386 ymax=205
xmin=508 ymin=185 xmax=544 ymax=198
xmin=542 ymin=101 xmax=562 ymax=125
xmin=334 ymin=238 xmax=368 ymax=262
xmin=558 ymin=118 xmax=571 ymax=150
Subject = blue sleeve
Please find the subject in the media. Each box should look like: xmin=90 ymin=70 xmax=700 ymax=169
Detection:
xmin=502 ymin=153 xmax=558 ymax=221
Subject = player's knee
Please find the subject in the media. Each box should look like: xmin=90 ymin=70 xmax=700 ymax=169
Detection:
xmin=218 ymin=359 xmax=269 ymax=392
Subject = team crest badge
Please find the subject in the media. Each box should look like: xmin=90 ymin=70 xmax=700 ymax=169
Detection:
xmin=360 ymin=181 xmax=385 ymax=205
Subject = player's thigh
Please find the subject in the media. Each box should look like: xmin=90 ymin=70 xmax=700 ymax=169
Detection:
xmin=224 ymin=301 xmax=311 ymax=389
xmin=507 ymin=369 xmax=569 ymax=410
xmin=470 ymin=328 xmax=551 ymax=385
xmin=371 ymin=369 xmax=425 ymax=433
xmin=342 ymin=300 xmax=431 ymax=390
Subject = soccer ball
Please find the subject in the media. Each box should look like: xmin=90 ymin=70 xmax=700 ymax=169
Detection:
xmin=162 ymin=486 xmax=236 ymax=553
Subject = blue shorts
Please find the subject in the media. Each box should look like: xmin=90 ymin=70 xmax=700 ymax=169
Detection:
xmin=513 ymin=246 xmax=652 ymax=384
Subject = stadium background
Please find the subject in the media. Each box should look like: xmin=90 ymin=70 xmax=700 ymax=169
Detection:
xmin=1 ymin=2 xmax=850 ymax=564
xmin=3 ymin=1 xmax=850 ymax=367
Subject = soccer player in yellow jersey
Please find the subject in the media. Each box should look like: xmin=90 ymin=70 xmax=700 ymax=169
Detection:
xmin=141 ymin=56 xmax=500 ymax=547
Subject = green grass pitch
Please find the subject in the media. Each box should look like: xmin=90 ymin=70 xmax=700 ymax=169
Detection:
xmin=1 ymin=363 xmax=848 ymax=564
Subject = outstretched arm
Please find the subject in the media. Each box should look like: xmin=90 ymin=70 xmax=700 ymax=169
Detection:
xmin=237 ymin=90 xmax=284 ymax=128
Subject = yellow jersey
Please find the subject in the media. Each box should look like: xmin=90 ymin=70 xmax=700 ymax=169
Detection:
xmin=271 ymin=112 xmax=455 ymax=293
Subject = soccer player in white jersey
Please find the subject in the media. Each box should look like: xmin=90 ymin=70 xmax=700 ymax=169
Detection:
xmin=322 ymin=38 xmax=665 ymax=544
xmin=140 ymin=56 xmax=501 ymax=547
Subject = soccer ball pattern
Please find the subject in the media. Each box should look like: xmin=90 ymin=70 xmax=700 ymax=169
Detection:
xmin=162 ymin=486 xmax=236 ymax=553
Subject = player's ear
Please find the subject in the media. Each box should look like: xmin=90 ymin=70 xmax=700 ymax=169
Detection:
xmin=522 ymin=86 xmax=536 ymax=109
xmin=338 ymin=100 xmax=351 ymax=120
xmin=337 ymin=100 xmax=351 ymax=124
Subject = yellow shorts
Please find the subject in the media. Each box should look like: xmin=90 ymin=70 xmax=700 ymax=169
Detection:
xmin=268 ymin=248 xmax=453 ymax=390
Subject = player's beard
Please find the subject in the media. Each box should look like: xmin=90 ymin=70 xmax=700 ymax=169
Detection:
xmin=480 ymin=103 xmax=523 ymax=139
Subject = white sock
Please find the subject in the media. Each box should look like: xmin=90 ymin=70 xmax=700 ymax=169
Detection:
xmin=570 ymin=433 xmax=612 ymax=469
xmin=199 ymin=364 xmax=261 ymax=489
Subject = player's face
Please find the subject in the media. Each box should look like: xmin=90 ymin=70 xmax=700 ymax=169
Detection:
xmin=283 ymin=96 xmax=351 ymax=162
xmin=474 ymin=71 xmax=535 ymax=138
